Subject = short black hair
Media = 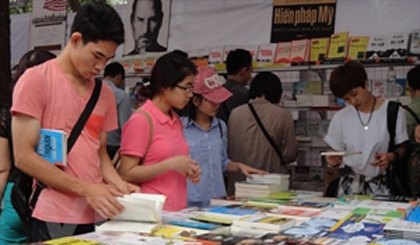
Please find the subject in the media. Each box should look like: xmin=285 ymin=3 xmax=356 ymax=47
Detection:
xmin=226 ymin=49 xmax=252 ymax=75
xmin=104 ymin=62 xmax=125 ymax=79
xmin=131 ymin=0 xmax=163 ymax=23
xmin=172 ymin=49 xmax=189 ymax=58
xmin=249 ymin=72 xmax=283 ymax=104
xmin=145 ymin=52 xmax=197 ymax=98
xmin=407 ymin=65 xmax=420 ymax=91
xmin=329 ymin=61 xmax=367 ymax=98
xmin=184 ymin=94 xmax=204 ymax=122
xmin=71 ymin=2 xmax=124 ymax=45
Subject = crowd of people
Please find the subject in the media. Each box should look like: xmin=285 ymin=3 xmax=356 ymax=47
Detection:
xmin=0 ymin=1 xmax=419 ymax=244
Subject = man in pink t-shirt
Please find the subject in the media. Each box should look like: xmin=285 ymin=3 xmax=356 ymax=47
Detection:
xmin=11 ymin=2 xmax=139 ymax=242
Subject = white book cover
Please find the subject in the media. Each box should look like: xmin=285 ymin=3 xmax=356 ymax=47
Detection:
xmin=387 ymin=32 xmax=409 ymax=58
xmin=257 ymin=44 xmax=276 ymax=64
xmin=96 ymin=193 xmax=166 ymax=234
xmin=208 ymin=46 xmax=224 ymax=65
xmin=409 ymin=29 xmax=420 ymax=55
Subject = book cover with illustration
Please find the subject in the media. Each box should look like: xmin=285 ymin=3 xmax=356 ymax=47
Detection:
xmin=347 ymin=36 xmax=370 ymax=60
xmin=257 ymin=44 xmax=276 ymax=64
xmin=367 ymin=35 xmax=387 ymax=59
xmin=323 ymin=221 xmax=384 ymax=242
xmin=36 ymin=129 xmax=67 ymax=167
xmin=327 ymin=32 xmax=349 ymax=59
xmin=290 ymin=39 xmax=310 ymax=63
xmin=274 ymin=42 xmax=291 ymax=65
xmin=281 ymin=217 xmax=339 ymax=237
xmin=310 ymin=38 xmax=329 ymax=63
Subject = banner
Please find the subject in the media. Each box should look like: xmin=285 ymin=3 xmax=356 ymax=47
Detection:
xmin=271 ymin=0 xmax=336 ymax=42
xmin=29 ymin=0 xmax=67 ymax=54
xmin=124 ymin=0 xmax=171 ymax=56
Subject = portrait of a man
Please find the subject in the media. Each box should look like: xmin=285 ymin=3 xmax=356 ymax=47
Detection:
xmin=125 ymin=0 xmax=170 ymax=55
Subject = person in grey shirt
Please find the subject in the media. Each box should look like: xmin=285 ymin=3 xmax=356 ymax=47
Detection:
xmin=216 ymin=49 xmax=253 ymax=122
xmin=103 ymin=62 xmax=132 ymax=159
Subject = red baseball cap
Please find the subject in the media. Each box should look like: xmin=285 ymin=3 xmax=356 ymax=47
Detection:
xmin=193 ymin=67 xmax=232 ymax=103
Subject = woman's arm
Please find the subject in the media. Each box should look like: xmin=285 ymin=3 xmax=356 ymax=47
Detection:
xmin=118 ymin=154 xmax=199 ymax=183
xmin=0 ymin=137 xmax=11 ymax=200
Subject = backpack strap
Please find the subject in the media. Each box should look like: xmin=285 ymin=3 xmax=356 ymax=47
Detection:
xmin=30 ymin=79 xmax=102 ymax=209
xmin=387 ymin=101 xmax=400 ymax=152
xmin=248 ymin=103 xmax=286 ymax=165
xmin=402 ymin=105 xmax=420 ymax=124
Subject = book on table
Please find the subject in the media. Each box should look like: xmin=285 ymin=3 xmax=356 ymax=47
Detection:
xmin=95 ymin=193 xmax=166 ymax=234
xmin=231 ymin=215 xmax=296 ymax=236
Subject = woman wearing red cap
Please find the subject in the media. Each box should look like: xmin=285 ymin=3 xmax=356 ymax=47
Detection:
xmin=182 ymin=67 xmax=266 ymax=207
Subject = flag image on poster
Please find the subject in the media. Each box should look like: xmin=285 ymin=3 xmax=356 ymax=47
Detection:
xmin=271 ymin=0 xmax=336 ymax=42
xmin=43 ymin=0 xmax=67 ymax=12
xmin=124 ymin=0 xmax=171 ymax=56
xmin=29 ymin=0 xmax=67 ymax=54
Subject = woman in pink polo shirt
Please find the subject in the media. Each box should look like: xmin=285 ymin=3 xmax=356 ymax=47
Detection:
xmin=119 ymin=52 xmax=201 ymax=211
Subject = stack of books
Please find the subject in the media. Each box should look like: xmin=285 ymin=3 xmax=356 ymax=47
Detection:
xmin=235 ymin=174 xmax=290 ymax=198
xmin=384 ymin=220 xmax=420 ymax=240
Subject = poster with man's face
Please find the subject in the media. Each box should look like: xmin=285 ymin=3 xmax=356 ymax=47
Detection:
xmin=124 ymin=0 xmax=171 ymax=56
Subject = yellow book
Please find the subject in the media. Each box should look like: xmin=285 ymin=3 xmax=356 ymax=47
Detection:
xmin=45 ymin=237 xmax=103 ymax=245
xmin=328 ymin=32 xmax=349 ymax=59
xmin=310 ymin=38 xmax=329 ymax=62
xmin=347 ymin=36 xmax=370 ymax=60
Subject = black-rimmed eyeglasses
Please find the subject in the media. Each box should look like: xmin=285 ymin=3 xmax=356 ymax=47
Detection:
xmin=176 ymin=85 xmax=194 ymax=93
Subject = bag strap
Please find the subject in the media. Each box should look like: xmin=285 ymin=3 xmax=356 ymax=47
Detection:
xmin=67 ymin=79 xmax=102 ymax=152
xmin=134 ymin=109 xmax=154 ymax=164
xmin=387 ymin=101 xmax=400 ymax=152
xmin=248 ymin=103 xmax=286 ymax=165
xmin=402 ymin=105 xmax=420 ymax=124
xmin=31 ymin=79 xmax=102 ymax=208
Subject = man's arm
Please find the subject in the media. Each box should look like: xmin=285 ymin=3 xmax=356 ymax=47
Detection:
xmin=118 ymin=94 xmax=132 ymax=129
xmin=12 ymin=113 xmax=124 ymax=218
xmin=98 ymin=132 xmax=139 ymax=194
xmin=0 ymin=137 xmax=11 ymax=200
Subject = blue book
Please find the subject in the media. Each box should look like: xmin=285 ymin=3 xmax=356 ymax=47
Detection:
xmin=324 ymin=221 xmax=384 ymax=241
xmin=168 ymin=220 xmax=221 ymax=230
xmin=36 ymin=129 xmax=67 ymax=167
xmin=371 ymin=238 xmax=420 ymax=245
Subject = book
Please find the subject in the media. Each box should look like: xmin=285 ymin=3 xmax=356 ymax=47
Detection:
xmin=37 ymin=129 xmax=67 ymax=167
xmin=189 ymin=215 xmax=233 ymax=225
xmin=168 ymin=220 xmax=222 ymax=230
xmin=277 ymin=200 xmax=332 ymax=212
xmin=95 ymin=193 xmax=166 ymax=234
xmin=324 ymin=221 xmax=384 ymax=242
xmin=409 ymin=29 xmax=420 ymax=56
xmin=369 ymin=238 xmax=420 ymax=245
xmin=386 ymin=32 xmax=409 ymax=58
xmin=347 ymin=36 xmax=370 ymax=60
xmin=208 ymin=46 xmax=224 ymax=65
xmin=43 ymin=237 xmax=104 ymax=245
xmin=203 ymin=206 xmax=259 ymax=220
xmin=290 ymin=39 xmax=310 ymax=63
xmin=246 ymin=174 xmax=290 ymax=185
xmin=320 ymin=151 xmax=362 ymax=157
xmin=274 ymin=42 xmax=291 ymax=64
xmin=356 ymin=200 xmax=413 ymax=216
xmin=327 ymin=32 xmax=349 ymax=59
xmin=257 ymin=44 xmax=276 ymax=64
xmin=242 ymin=45 xmax=260 ymax=63
xmin=209 ymin=196 xmax=248 ymax=207
xmin=281 ymin=217 xmax=339 ymax=237
xmin=235 ymin=181 xmax=284 ymax=192
xmin=310 ymin=38 xmax=329 ymax=62
xmin=231 ymin=215 xmax=296 ymax=236
xmin=367 ymin=35 xmax=387 ymax=59
xmin=268 ymin=208 xmax=319 ymax=223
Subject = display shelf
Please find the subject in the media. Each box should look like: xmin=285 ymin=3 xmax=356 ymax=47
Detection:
xmin=124 ymin=60 xmax=419 ymax=78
